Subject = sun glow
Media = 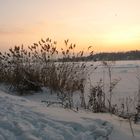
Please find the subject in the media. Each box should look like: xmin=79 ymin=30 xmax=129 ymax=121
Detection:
xmin=106 ymin=29 xmax=138 ymax=45
xmin=0 ymin=0 xmax=140 ymax=52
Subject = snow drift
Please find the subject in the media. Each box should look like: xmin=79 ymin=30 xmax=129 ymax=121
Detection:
xmin=0 ymin=92 xmax=112 ymax=140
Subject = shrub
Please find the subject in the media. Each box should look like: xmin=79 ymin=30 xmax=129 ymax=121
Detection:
xmin=0 ymin=38 xmax=94 ymax=110
xmin=88 ymin=80 xmax=106 ymax=112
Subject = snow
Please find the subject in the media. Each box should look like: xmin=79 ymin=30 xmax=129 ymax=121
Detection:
xmin=0 ymin=91 xmax=113 ymax=140
xmin=86 ymin=60 xmax=140 ymax=111
xmin=0 ymin=60 xmax=140 ymax=140
xmin=0 ymin=90 xmax=140 ymax=140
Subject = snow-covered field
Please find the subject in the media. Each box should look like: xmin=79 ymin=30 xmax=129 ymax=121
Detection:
xmin=86 ymin=60 xmax=140 ymax=111
xmin=0 ymin=90 xmax=140 ymax=140
xmin=0 ymin=91 xmax=113 ymax=140
xmin=0 ymin=60 xmax=140 ymax=140
xmin=90 ymin=61 xmax=140 ymax=97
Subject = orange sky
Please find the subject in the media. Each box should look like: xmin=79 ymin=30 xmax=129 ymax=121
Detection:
xmin=0 ymin=0 xmax=140 ymax=52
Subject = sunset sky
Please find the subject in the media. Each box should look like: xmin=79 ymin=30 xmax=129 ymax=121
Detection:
xmin=0 ymin=0 xmax=140 ymax=52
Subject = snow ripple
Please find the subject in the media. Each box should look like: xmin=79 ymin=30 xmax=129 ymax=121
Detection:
xmin=0 ymin=95 xmax=113 ymax=140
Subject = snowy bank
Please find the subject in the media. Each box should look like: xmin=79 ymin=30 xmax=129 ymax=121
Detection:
xmin=0 ymin=91 xmax=112 ymax=140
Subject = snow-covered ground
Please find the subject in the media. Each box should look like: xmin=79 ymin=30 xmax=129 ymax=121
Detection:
xmin=94 ymin=61 xmax=140 ymax=99
xmin=0 ymin=91 xmax=113 ymax=140
xmin=86 ymin=60 xmax=140 ymax=112
xmin=0 ymin=90 xmax=140 ymax=140
xmin=0 ymin=60 xmax=140 ymax=140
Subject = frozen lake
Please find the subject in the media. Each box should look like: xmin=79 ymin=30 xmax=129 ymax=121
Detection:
xmin=85 ymin=60 xmax=140 ymax=111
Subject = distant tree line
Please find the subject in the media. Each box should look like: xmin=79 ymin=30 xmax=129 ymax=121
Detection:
xmin=86 ymin=50 xmax=140 ymax=61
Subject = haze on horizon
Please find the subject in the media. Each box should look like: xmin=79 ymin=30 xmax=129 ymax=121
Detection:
xmin=0 ymin=0 xmax=140 ymax=52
